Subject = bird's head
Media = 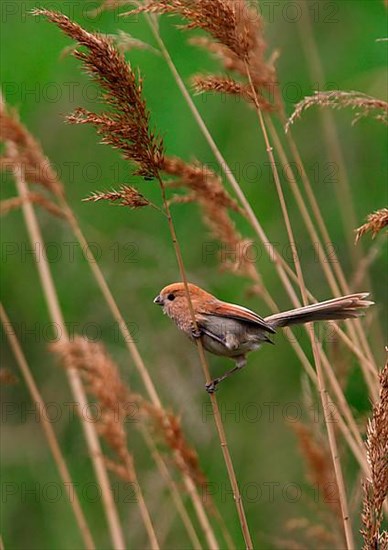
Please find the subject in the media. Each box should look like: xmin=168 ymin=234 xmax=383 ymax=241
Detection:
xmin=153 ymin=282 xmax=213 ymax=320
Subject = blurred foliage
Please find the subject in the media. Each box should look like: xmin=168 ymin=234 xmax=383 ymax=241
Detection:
xmin=1 ymin=1 xmax=387 ymax=548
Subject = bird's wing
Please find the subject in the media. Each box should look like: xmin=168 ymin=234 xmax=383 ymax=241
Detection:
xmin=199 ymin=326 xmax=228 ymax=346
xmin=197 ymin=300 xmax=276 ymax=334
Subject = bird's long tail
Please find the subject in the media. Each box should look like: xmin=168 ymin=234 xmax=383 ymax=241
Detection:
xmin=264 ymin=293 xmax=373 ymax=329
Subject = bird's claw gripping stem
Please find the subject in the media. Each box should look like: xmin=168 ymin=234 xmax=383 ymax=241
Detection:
xmin=205 ymin=379 xmax=219 ymax=393
xmin=192 ymin=328 xmax=202 ymax=339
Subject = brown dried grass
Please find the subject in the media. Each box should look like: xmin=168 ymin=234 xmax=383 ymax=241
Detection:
xmin=51 ymin=337 xmax=139 ymax=476
xmin=1 ymin=193 xmax=66 ymax=219
xmin=33 ymin=8 xmax=164 ymax=180
xmin=131 ymin=0 xmax=278 ymax=107
xmin=51 ymin=337 xmax=207 ymax=490
xmin=292 ymin=422 xmax=341 ymax=518
xmin=361 ymin=359 xmax=388 ymax=549
xmin=286 ymin=91 xmax=388 ymax=131
xmin=83 ymin=186 xmax=150 ymax=208
xmin=355 ymin=208 xmax=388 ymax=243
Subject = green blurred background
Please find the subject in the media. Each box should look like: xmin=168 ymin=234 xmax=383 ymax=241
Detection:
xmin=1 ymin=1 xmax=387 ymax=548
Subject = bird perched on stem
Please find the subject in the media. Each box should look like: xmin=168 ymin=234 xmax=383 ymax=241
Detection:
xmin=154 ymin=283 xmax=373 ymax=393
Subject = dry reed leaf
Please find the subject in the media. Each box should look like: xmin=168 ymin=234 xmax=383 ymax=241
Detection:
xmin=361 ymin=359 xmax=388 ymax=550
xmin=34 ymin=9 xmax=164 ymax=180
xmin=355 ymin=208 xmax=388 ymax=243
xmin=286 ymin=91 xmax=388 ymax=131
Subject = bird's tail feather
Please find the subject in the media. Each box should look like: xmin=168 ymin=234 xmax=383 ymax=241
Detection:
xmin=264 ymin=293 xmax=373 ymax=329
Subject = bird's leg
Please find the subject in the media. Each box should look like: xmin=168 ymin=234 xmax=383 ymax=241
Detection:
xmin=205 ymin=356 xmax=247 ymax=393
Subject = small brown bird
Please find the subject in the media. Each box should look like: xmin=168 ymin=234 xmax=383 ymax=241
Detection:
xmin=154 ymin=283 xmax=373 ymax=392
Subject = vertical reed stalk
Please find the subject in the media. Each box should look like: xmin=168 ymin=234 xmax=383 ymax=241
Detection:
xmin=59 ymin=200 xmax=220 ymax=550
xmin=25 ymin=7 xmax=221 ymax=543
xmin=284 ymin=124 xmax=380 ymax=371
xmin=266 ymin=117 xmax=378 ymax=399
xmin=140 ymin=427 xmax=203 ymax=549
xmin=144 ymin=12 xmax=378 ymax=412
xmin=157 ymin=173 xmax=253 ymax=549
xmin=298 ymin=0 xmax=358 ymax=259
xmin=296 ymin=0 xmax=380 ymax=382
xmin=312 ymin=337 xmax=355 ymax=550
xmin=245 ymin=63 xmax=355 ymax=549
xmin=0 ymin=303 xmax=96 ymax=550
xmin=131 ymin=470 xmax=160 ymax=549
xmin=8 ymin=145 xmax=126 ymax=550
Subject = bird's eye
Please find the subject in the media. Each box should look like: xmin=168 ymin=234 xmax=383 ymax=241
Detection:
xmin=167 ymin=293 xmax=175 ymax=301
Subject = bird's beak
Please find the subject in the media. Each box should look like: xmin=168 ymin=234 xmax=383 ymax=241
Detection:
xmin=153 ymin=294 xmax=163 ymax=305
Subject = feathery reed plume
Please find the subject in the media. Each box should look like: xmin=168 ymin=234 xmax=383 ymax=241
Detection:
xmin=131 ymin=0 xmax=278 ymax=108
xmin=33 ymin=8 xmax=164 ymax=180
xmin=193 ymin=76 xmax=277 ymax=115
xmin=192 ymin=73 xmax=276 ymax=112
xmin=286 ymin=91 xmax=388 ymax=131
xmin=132 ymin=0 xmax=255 ymax=58
xmin=292 ymin=422 xmax=341 ymax=518
xmin=60 ymin=30 xmax=158 ymax=60
xmin=0 ymin=104 xmax=64 ymax=197
xmin=192 ymin=73 xmax=251 ymax=99
xmin=33 ymin=12 xmax=247 ymax=545
xmin=355 ymin=208 xmax=388 ymax=243
xmin=51 ymin=336 xmax=161 ymax=549
xmin=52 ymin=337 xmax=139 ymax=474
xmin=361 ymin=359 xmax=388 ymax=550
xmin=145 ymin=406 xmax=207 ymax=487
xmin=162 ymin=156 xmax=242 ymax=213
xmin=2 ymin=93 xmax=127 ymax=548
xmin=52 ymin=337 xmax=207 ymax=490
xmin=1 ymin=193 xmax=66 ymax=218
xmin=84 ymin=185 xmax=150 ymax=208
xmin=288 ymin=420 xmax=349 ymax=549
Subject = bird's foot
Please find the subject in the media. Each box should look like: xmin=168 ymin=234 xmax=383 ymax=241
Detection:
xmin=205 ymin=379 xmax=219 ymax=393
xmin=192 ymin=328 xmax=202 ymax=339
